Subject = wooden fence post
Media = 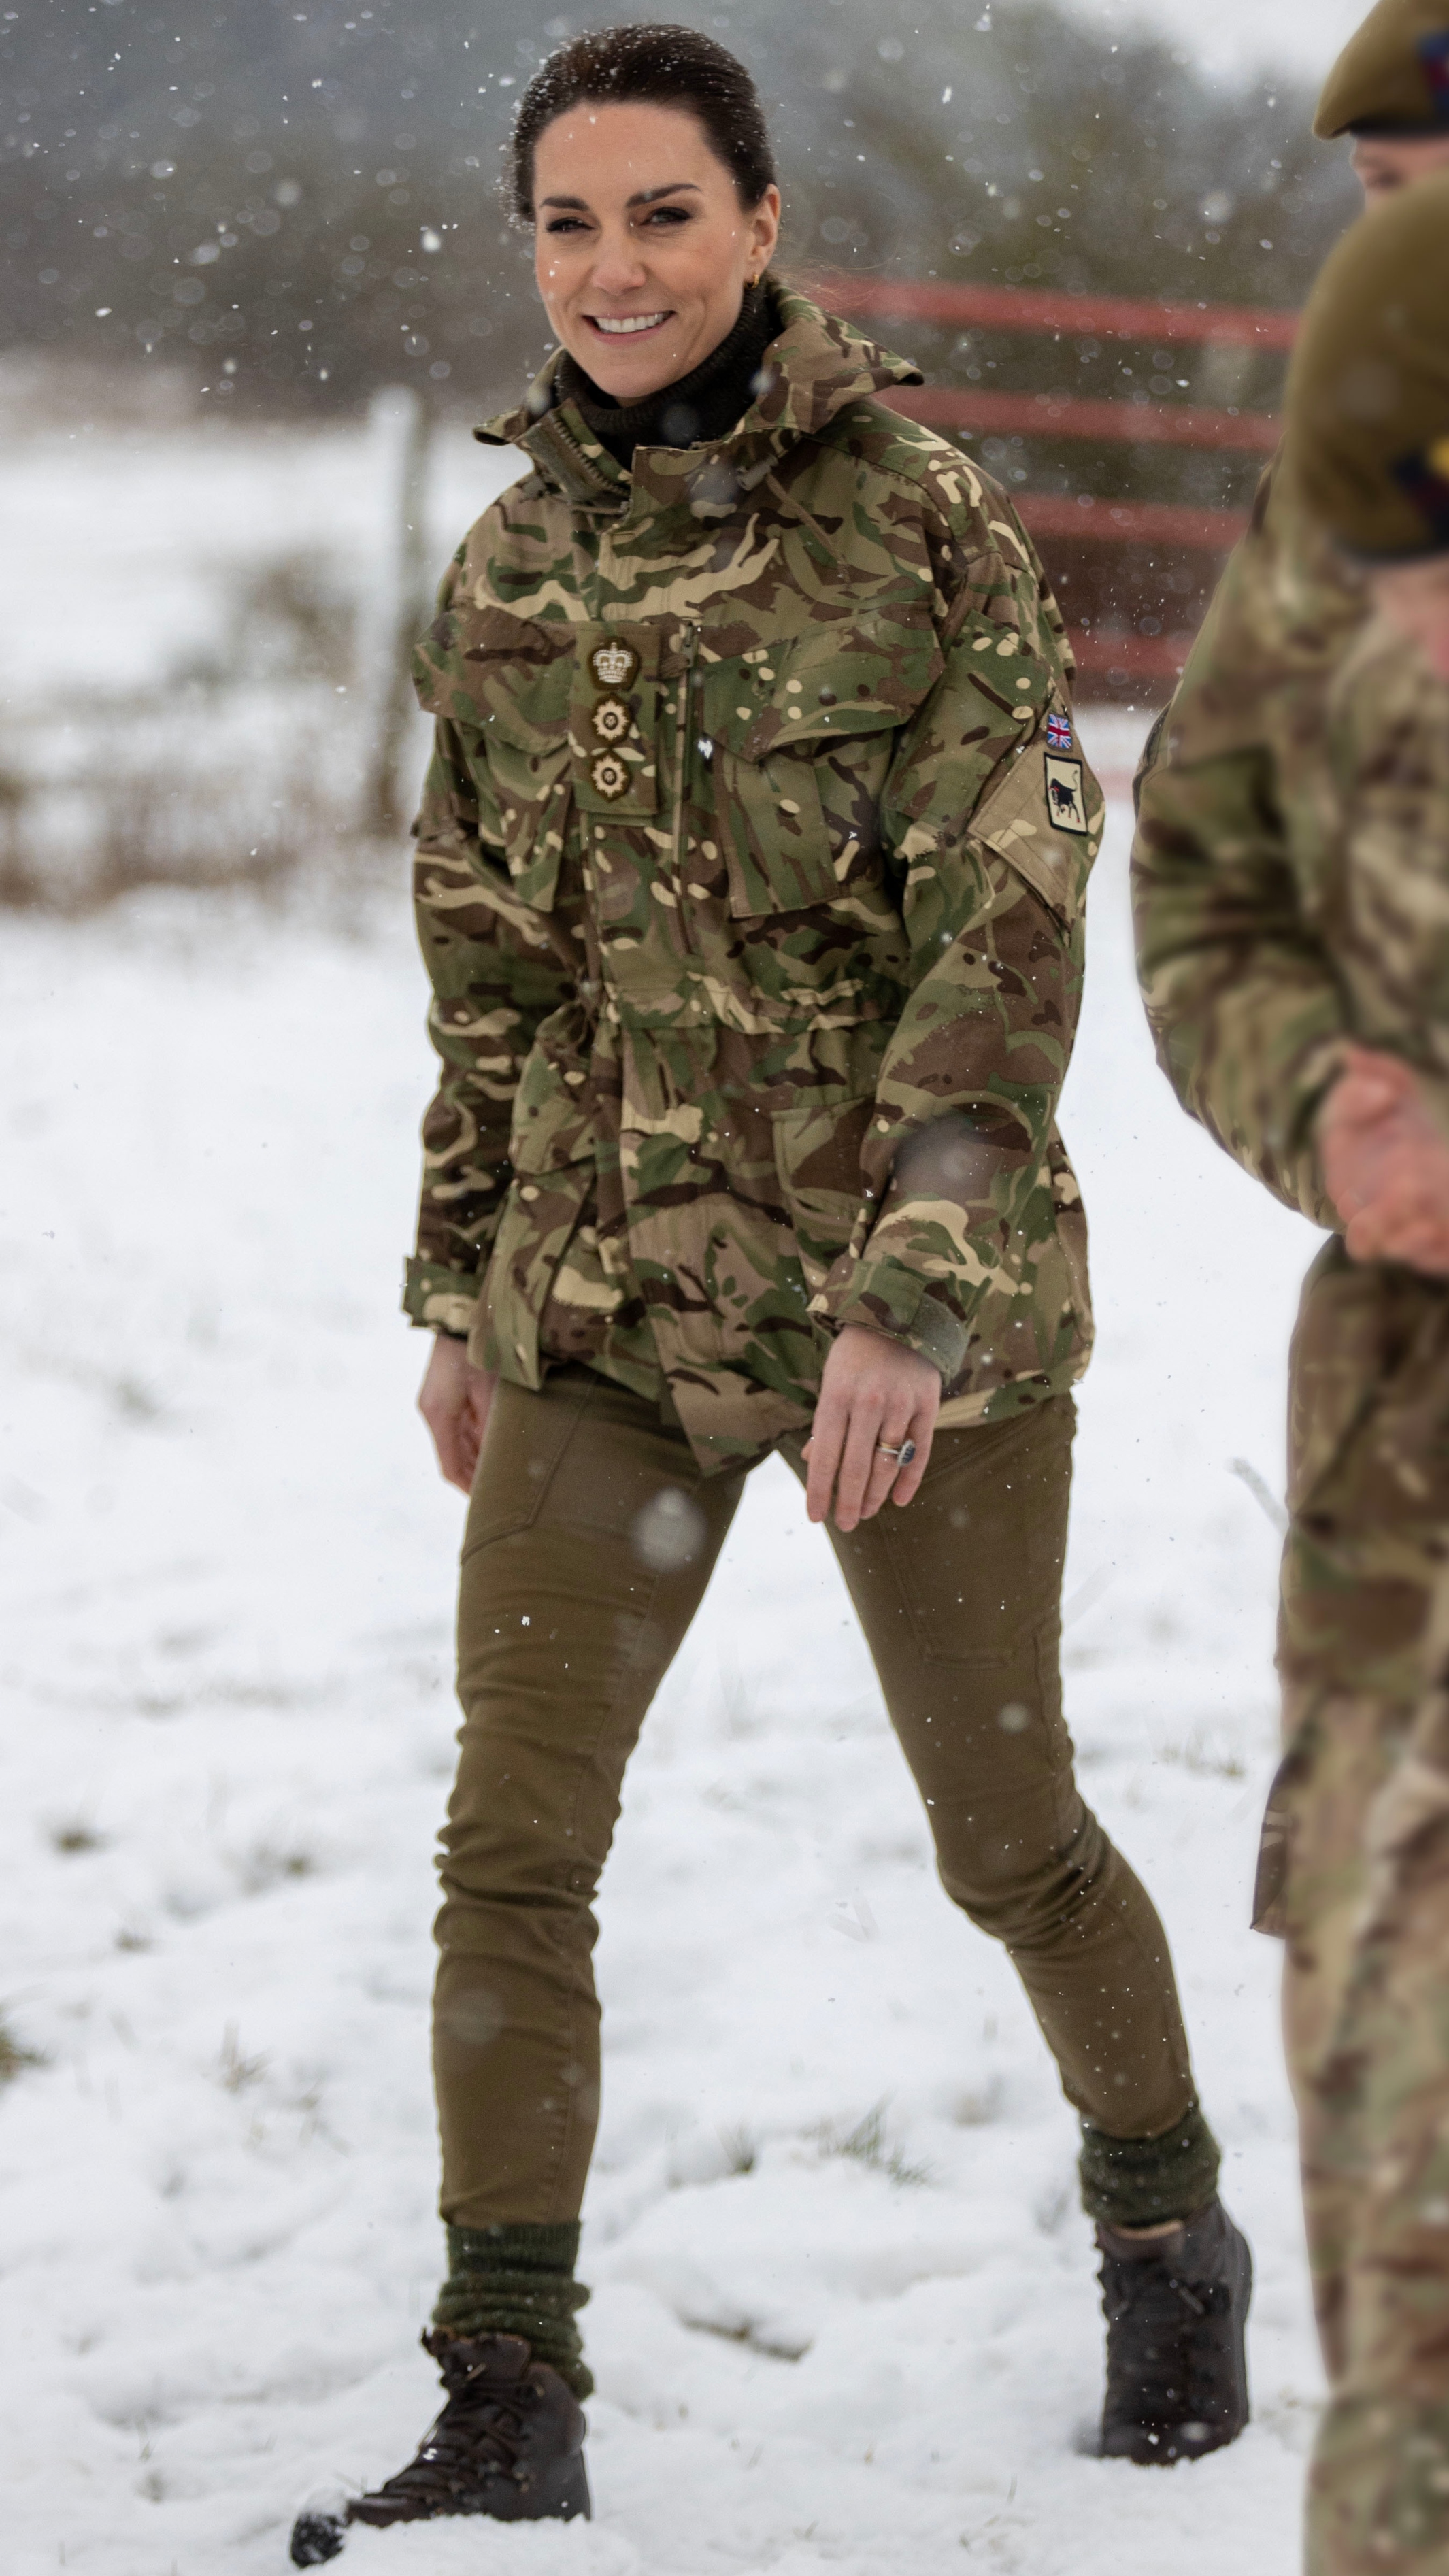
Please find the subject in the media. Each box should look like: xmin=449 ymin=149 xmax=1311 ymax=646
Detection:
xmin=365 ymin=384 xmax=433 ymax=837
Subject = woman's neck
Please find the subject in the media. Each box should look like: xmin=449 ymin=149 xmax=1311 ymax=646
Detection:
xmin=558 ymin=282 xmax=779 ymax=470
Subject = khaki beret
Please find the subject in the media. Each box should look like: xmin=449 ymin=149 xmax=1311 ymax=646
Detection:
xmin=1284 ymin=169 xmax=1449 ymax=558
xmin=1316 ymin=0 xmax=1449 ymax=137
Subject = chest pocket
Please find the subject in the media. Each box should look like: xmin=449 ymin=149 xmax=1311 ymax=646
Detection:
xmin=701 ymin=608 xmax=944 ymax=920
xmin=414 ymin=603 xmax=576 ymax=913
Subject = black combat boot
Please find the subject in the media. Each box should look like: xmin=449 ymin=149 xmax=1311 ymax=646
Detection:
xmin=1097 ymin=2198 xmax=1252 ymax=2464
xmin=288 ymin=2330 xmax=590 ymax=2563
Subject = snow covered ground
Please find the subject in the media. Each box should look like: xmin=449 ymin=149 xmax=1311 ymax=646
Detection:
xmin=1 ymin=409 xmax=1327 ymax=2574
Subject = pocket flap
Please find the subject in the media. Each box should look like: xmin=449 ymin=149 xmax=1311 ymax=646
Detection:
xmin=414 ymin=603 xmax=576 ymax=750
xmin=701 ymin=605 xmax=944 ymax=763
xmin=507 ymin=1003 xmax=596 ymax=1173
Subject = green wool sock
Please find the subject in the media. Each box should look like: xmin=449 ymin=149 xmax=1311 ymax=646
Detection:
xmin=1078 ymin=2101 xmax=1222 ymax=2230
xmin=433 ymin=2221 xmax=593 ymax=2398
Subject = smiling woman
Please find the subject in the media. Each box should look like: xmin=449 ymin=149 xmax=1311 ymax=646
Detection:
xmin=286 ymin=25 xmax=1247 ymax=2564
xmin=511 ymin=27 xmax=779 ymax=415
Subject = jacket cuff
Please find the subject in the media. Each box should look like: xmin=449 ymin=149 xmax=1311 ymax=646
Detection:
xmin=1284 ymin=1035 xmax=1350 ymax=1231
xmin=810 ymin=1256 xmax=969 ymax=1384
xmin=403 ymin=1256 xmax=481 ymax=1335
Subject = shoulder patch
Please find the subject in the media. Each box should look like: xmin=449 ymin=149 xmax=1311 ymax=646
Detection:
xmin=1044 ymin=754 xmax=1088 ymax=835
xmin=973 ymin=737 xmax=1099 ymax=925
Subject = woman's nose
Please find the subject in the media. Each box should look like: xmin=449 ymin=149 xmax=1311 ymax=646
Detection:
xmin=588 ymin=230 xmax=650 ymax=296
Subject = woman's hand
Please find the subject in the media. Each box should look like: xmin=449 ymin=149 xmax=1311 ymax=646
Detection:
xmin=1319 ymin=1044 xmax=1449 ymax=1277
xmin=803 ymin=1324 xmax=942 ymax=1533
xmin=418 ymin=1333 xmax=499 ymax=1494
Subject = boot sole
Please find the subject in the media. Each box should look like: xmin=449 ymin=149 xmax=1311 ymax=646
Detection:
xmin=291 ymin=2454 xmax=590 ymax=2558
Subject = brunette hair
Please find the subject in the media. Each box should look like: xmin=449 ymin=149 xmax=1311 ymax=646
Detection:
xmin=508 ymin=24 xmax=777 ymax=224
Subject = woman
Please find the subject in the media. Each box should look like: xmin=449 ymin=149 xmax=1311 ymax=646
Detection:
xmin=290 ymin=27 xmax=1246 ymax=2560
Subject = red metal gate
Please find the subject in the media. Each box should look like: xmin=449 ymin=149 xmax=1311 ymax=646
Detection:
xmin=817 ymin=277 xmax=1299 ymax=697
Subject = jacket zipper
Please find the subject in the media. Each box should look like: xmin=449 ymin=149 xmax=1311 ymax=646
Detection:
xmin=672 ymin=622 xmax=701 ymax=952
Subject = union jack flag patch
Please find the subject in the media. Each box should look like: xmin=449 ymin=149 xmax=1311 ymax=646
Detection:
xmin=1045 ymin=712 xmax=1073 ymax=751
xmin=1419 ymin=28 xmax=1449 ymax=111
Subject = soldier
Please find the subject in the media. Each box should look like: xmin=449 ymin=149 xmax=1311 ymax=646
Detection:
xmin=1132 ymin=0 xmax=1449 ymax=939
xmin=1135 ymin=144 xmax=1449 ymax=2576
xmin=290 ymin=27 xmax=1248 ymax=2560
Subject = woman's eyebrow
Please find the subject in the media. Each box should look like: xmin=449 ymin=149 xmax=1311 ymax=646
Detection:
xmin=627 ymin=182 xmax=702 ymax=207
xmin=536 ymin=182 xmax=703 ymax=212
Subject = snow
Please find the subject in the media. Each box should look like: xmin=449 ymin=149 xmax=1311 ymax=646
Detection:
xmin=1064 ymin=0 xmax=1364 ymax=82
xmin=0 ymin=408 xmax=520 ymax=706
xmin=0 ymin=419 xmax=1328 ymax=2571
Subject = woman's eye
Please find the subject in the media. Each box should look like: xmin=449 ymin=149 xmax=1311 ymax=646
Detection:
xmin=643 ymin=205 xmax=691 ymax=227
xmin=544 ymin=216 xmax=588 ymax=235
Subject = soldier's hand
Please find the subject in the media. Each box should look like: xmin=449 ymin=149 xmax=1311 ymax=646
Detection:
xmin=803 ymin=1324 xmax=942 ymax=1533
xmin=418 ymin=1332 xmax=499 ymax=1494
xmin=1320 ymin=1045 xmax=1449 ymax=1277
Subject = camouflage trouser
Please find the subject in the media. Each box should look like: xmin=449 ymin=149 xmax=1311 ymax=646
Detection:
xmin=1260 ymin=1244 xmax=1449 ymax=2575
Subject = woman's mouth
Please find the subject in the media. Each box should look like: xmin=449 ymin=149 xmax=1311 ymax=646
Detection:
xmin=585 ymin=311 xmax=671 ymax=339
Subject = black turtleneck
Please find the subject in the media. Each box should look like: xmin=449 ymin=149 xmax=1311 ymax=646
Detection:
xmin=558 ymin=283 xmax=780 ymax=471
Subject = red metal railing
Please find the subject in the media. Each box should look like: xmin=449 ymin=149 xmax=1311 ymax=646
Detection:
xmin=1012 ymin=495 xmax=1251 ymax=550
xmin=816 ymin=275 xmax=1298 ymax=690
xmin=893 ymin=385 xmax=1279 ymax=455
xmin=817 ymin=275 xmax=1299 ymax=348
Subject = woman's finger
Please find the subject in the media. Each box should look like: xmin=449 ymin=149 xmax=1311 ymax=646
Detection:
xmin=854 ymin=1437 xmax=908 ymax=1526
xmin=890 ymin=1409 xmax=934 ymax=1508
xmin=805 ymin=1390 xmax=848 ymax=1524
xmin=833 ymin=1399 xmax=888 ymax=1531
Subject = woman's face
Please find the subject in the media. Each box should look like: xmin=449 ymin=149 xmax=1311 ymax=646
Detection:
xmin=531 ymin=99 xmax=780 ymax=403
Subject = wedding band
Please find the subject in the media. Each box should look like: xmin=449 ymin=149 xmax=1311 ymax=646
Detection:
xmin=877 ymin=1439 xmax=916 ymax=1467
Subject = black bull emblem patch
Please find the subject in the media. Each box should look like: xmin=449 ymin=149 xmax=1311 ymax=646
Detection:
xmin=1044 ymin=754 xmax=1088 ymax=835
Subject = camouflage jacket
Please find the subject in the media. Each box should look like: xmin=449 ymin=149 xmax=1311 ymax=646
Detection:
xmin=403 ymin=288 xmax=1103 ymax=1472
xmin=1132 ymin=461 xmax=1371 ymax=1227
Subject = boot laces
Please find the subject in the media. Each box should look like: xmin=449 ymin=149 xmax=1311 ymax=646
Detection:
xmin=1103 ymin=2258 xmax=1230 ymax=2418
xmin=372 ymin=2369 xmax=537 ymax=2503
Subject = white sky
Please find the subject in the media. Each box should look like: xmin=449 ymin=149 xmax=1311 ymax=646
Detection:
xmin=1065 ymin=0 xmax=1366 ymax=84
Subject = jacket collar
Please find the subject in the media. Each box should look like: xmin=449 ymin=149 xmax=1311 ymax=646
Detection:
xmin=473 ymin=286 xmax=923 ymax=519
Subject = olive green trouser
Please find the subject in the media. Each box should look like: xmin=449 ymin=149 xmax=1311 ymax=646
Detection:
xmin=433 ymin=1364 xmax=1205 ymax=2237
xmin=1265 ymin=1249 xmax=1449 ymax=2576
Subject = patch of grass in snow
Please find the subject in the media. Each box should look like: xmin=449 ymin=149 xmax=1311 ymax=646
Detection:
xmin=1151 ymin=1728 xmax=1247 ymax=1782
xmin=816 ymin=2099 xmax=931 ymax=2189
xmin=48 ymin=1818 xmax=108 ymax=1856
xmin=217 ymin=2025 xmax=268 ymax=2093
xmin=238 ymin=1839 xmax=318 ymax=1896
xmin=718 ymin=2123 xmax=758 ymax=2177
xmin=0 ymin=2011 xmax=46 ymax=2086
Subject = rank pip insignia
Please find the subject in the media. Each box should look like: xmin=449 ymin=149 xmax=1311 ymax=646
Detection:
xmin=590 ymin=749 xmax=630 ymax=801
xmin=591 ymin=695 xmax=631 ymax=746
xmin=1044 ymin=754 xmax=1088 ymax=835
xmin=589 ymin=639 xmax=639 ymax=692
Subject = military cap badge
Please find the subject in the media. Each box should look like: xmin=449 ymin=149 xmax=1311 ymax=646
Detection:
xmin=590 ymin=639 xmax=639 ymax=692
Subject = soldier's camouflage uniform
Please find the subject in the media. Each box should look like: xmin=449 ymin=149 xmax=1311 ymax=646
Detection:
xmin=403 ymin=292 xmax=1225 ymax=2327
xmin=403 ymin=285 xmax=1102 ymax=1470
xmin=1135 ymin=460 xmax=1449 ymax=2574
